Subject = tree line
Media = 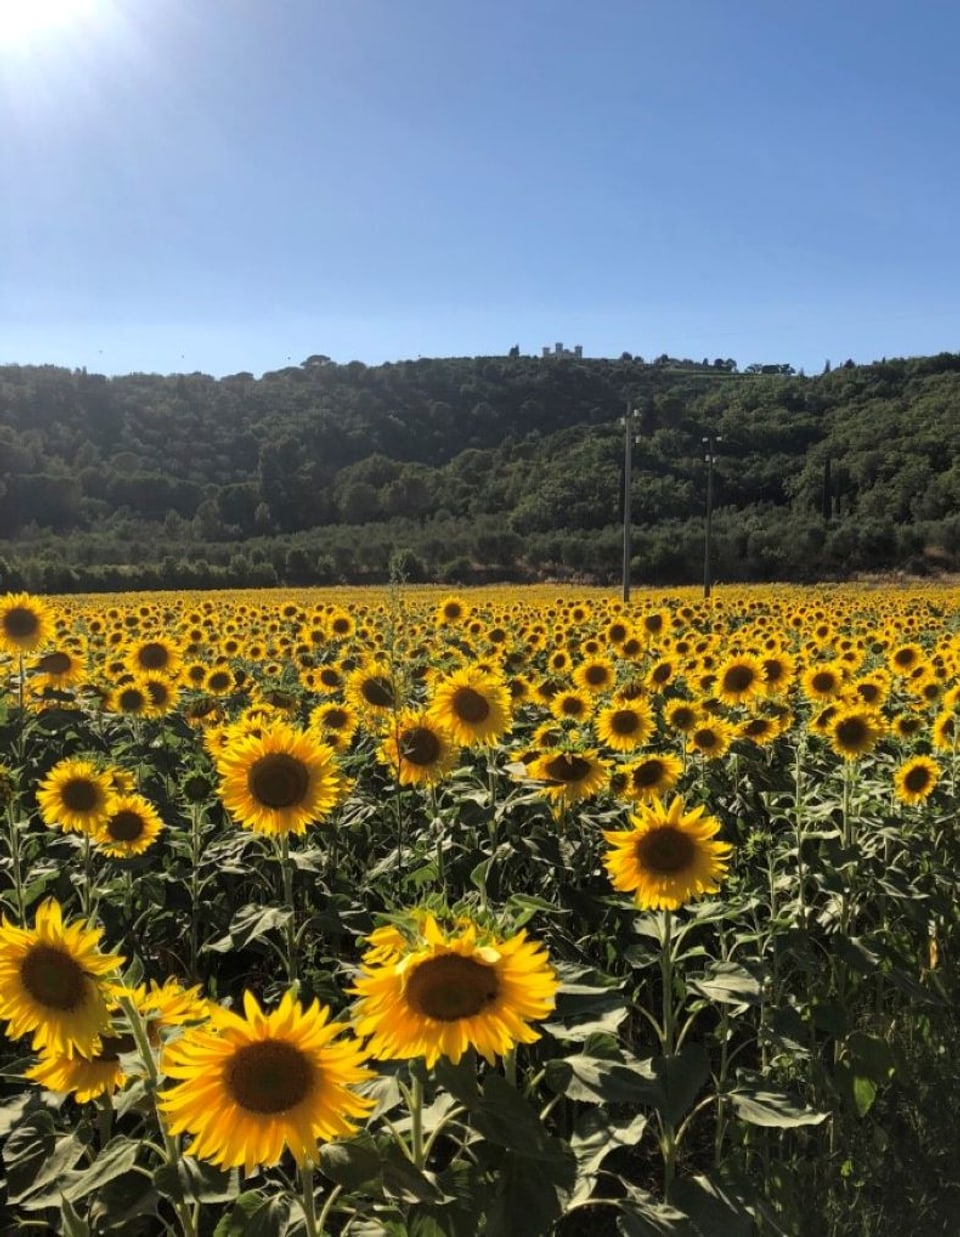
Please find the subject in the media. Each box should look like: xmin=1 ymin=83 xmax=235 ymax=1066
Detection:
xmin=2 ymin=350 xmax=959 ymax=590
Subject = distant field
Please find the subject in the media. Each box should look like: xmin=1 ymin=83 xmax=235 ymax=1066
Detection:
xmin=1 ymin=581 xmax=958 ymax=1234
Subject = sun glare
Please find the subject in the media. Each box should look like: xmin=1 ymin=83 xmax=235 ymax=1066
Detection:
xmin=0 ymin=0 xmax=97 ymax=45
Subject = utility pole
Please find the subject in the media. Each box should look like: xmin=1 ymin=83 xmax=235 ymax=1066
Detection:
xmin=622 ymin=402 xmax=639 ymax=602
xmin=702 ymin=434 xmax=722 ymax=600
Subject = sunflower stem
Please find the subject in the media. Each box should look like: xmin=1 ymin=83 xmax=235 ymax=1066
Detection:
xmin=300 ymin=1161 xmax=319 ymax=1237
xmin=97 ymin=1091 xmax=113 ymax=1146
xmin=409 ymin=1069 xmax=425 ymax=1170
xmin=188 ymin=803 xmax=202 ymax=980
xmin=5 ymin=800 xmax=26 ymax=923
xmin=117 ymin=994 xmax=197 ymax=1237
xmin=315 ymin=1183 xmax=343 ymax=1235
xmin=279 ymin=833 xmax=299 ymax=986
xmin=659 ymin=909 xmax=677 ymax=1203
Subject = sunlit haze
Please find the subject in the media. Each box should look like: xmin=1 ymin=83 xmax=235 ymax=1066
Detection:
xmin=2 ymin=0 xmax=960 ymax=377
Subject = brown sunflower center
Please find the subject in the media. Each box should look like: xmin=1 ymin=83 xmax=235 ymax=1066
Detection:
xmin=636 ymin=825 xmax=696 ymax=875
xmin=20 ymin=945 xmax=88 ymax=1011
xmin=893 ymin=648 xmax=915 ymax=667
xmin=651 ymin=664 xmax=672 ymax=684
xmin=763 ymin=659 xmax=785 ymax=683
xmin=608 ymin=623 xmax=628 ymax=643
xmin=670 ymin=707 xmax=696 ymax=729
xmin=248 ymin=753 xmax=311 ymax=809
xmin=835 ymin=717 xmax=868 ymax=748
xmin=904 ymin=765 xmax=932 ymax=793
xmin=38 ymin=651 xmax=72 ymax=675
xmin=542 ymin=754 xmax=592 ymax=783
xmin=107 ymin=809 xmax=146 ymax=842
xmin=560 ymin=696 xmax=585 ymax=717
xmin=400 ymin=726 xmax=442 ymax=766
xmin=406 ymin=955 xmax=499 ymax=1021
xmin=723 ymin=666 xmax=755 ymax=693
xmin=225 ymin=1040 xmax=314 ymax=1113
xmin=585 ymin=665 xmax=609 ymax=685
xmin=118 ymin=687 xmax=147 ymax=712
xmin=452 ymin=687 xmax=490 ymax=725
xmin=361 ymin=676 xmax=394 ymax=708
xmin=811 ymin=671 xmax=837 ymax=694
xmin=632 ymin=760 xmax=665 ymax=788
xmin=207 ymin=671 xmax=232 ymax=693
xmin=61 ymin=777 xmax=100 ymax=813
xmin=323 ymin=708 xmax=349 ymax=729
xmin=4 ymin=607 xmax=40 ymax=639
xmin=857 ymin=683 xmax=881 ymax=703
xmin=743 ymin=719 xmax=772 ymax=737
xmin=692 ymin=728 xmax=720 ymax=750
xmin=138 ymin=642 xmax=171 ymax=671
xmin=611 ymin=709 xmax=641 ymax=735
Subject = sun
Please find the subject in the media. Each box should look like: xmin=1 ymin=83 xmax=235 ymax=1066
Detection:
xmin=0 ymin=0 xmax=97 ymax=44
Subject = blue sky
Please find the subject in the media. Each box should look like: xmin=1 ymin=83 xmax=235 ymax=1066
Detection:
xmin=2 ymin=0 xmax=959 ymax=377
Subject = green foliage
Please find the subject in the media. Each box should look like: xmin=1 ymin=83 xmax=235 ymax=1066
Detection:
xmin=4 ymin=352 xmax=960 ymax=586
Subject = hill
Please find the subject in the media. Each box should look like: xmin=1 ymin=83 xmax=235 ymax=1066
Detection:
xmin=2 ymin=351 xmax=959 ymax=590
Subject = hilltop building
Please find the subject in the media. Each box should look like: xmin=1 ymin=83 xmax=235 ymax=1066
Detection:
xmin=541 ymin=342 xmax=583 ymax=359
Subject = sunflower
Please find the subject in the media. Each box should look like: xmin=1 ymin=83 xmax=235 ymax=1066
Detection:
xmin=827 ymin=707 xmax=884 ymax=761
xmin=888 ymin=643 xmax=923 ymax=676
xmin=801 ymin=662 xmax=845 ymax=703
xmin=595 ymin=700 xmax=654 ymax=753
xmin=0 ymin=593 xmax=54 ymax=656
xmin=345 ymin=661 xmax=399 ymax=720
xmin=428 ymin=667 xmax=512 ymax=747
xmin=0 ymin=899 xmax=123 ymax=1058
xmin=663 ymin=700 xmax=700 ymax=735
xmin=36 ymin=758 xmax=116 ymax=836
xmin=159 ymin=990 xmax=373 ymax=1173
xmin=716 ymin=654 xmax=766 ymax=706
xmin=308 ymin=701 xmax=360 ymax=752
xmin=435 ymin=595 xmax=470 ymax=626
xmin=686 ymin=719 xmax=736 ymax=761
xmin=96 ymin=793 xmax=165 ymax=859
xmin=893 ymin=756 xmax=940 ymax=806
xmin=617 ymin=753 xmax=684 ymax=803
xmin=141 ymin=675 xmax=180 ymax=717
xmin=738 ymin=715 xmax=782 ymax=746
xmin=351 ymin=912 xmax=559 ymax=1067
xmin=572 ymin=657 xmax=617 ymax=695
xmin=931 ymin=709 xmax=956 ymax=754
xmin=760 ymin=650 xmax=796 ymax=695
xmin=379 ymin=713 xmax=459 ymax=787
xmin=892 ymin=712 xmax=925 ymax=741
xmin=33 ymin=647 xmax=87 ymax=689
xmin=127 ymin=637 xmax=181 ymax=678
xmin=217 ymin=722 xmax=343 ymax=836
xmin=526 ymin=748 xmax=609 ymax=812
xmin=645 ymin=658 xmax=677 ymax=693
xmin=602 ymin=795 xmax=732 ymax=911
xmin=549 ymin=689 xmax=594 ymax=724
xmin=205 ymin=666 xmax=238 ymax=697
xmin=26 ymin=1033 xmax=130 ymax=1102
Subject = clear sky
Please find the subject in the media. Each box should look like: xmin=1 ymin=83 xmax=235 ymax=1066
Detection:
xmin=2 ymin=0 xmax=959 ymax=377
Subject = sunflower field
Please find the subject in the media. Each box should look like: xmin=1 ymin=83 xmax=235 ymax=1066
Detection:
xmin=1 ymin=583 xmax=959 ymax=1236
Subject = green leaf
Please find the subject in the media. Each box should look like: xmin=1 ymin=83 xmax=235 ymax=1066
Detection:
xmin=473 ymin=1072 xmax=570 ymax=1162
xmin=154 ymin=1157 xmax=239 ymax=1204
xmin=853 ymin=1075 xmax=877 ymax=1118
xmin=3 ymin=1109 xmax=57 ymax=1202
xmin=483 ymin=1146 xmax=575 ymax=1237
xmin=614 ymin=1189 xmax=697 ymax=1235
xmin=569 ymin=1107 xmax=648 ymax=1205
xmin=213 ymin=1192 xmax=292 ymax=1237
xmin=59 ymin=1195 xmax=91 ymax=1237
xmin=381 ymin=1141 xmax=447 ymax=1204
xmin=14 ymin=1127 xmax=88 ymax=1209
xmin=62 ymin=1136 xmax=140 ymax=1203
xmin=319 ymin=1134 xmax=383 ymax=1191
xmin=729 ymin=1086 xmax=828 ymax=1128
xmin=205 ymin=904 xmax=293 ymax=953
xmin=670 ymin=1175 xmax=754 ymax=1237
xmin=0 ymin=1092 xmax=33 ymax=1136
xmin=647 ymin=1045 xmax=712 ymax=1126
xmin=845 ymin=1031 xmax=896 ymax=1085
xmin=434 ymin=1052 xmax=480 ymax=1110
xmin=688 ymin=959 xmax=764 ymax=1007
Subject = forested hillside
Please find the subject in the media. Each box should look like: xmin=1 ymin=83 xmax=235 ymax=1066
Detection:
xmin=2 ymin=350 xmax=959 ymax=590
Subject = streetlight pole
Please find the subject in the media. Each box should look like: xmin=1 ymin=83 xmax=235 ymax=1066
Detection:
xmin=702 ymin=434 xmax=722 ymax=600
xmin=622 ymin=401 xmax=639 ymax=602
